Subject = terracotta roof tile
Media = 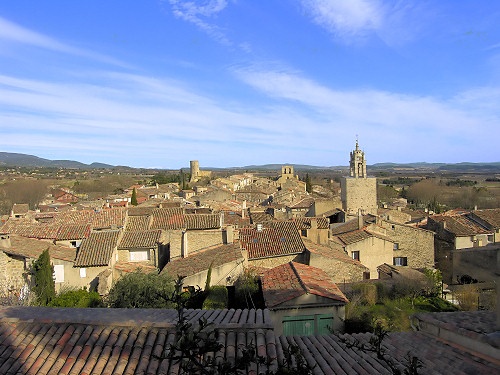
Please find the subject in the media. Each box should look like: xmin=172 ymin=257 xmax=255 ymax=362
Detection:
xmin=150 ymin=208 xmax=185 ymax=230
xmin=429 ymin=214 xmax=491 ymax=236
xmin=291 ymin=217 xmax=329 ymax=230
xmin=262 ymin=262 xmax=348 ymax=308
xmin=124 ymin=215 xmax=151 ymax=231
xmin=0 ymin=234 xmax=75 ymax=262
xmin=239 ymin=221 xmax=305 ymax=260
xmin=0 ymin=307 xmax=496 ymax=374
xmin=184 ymin=213 xmax=220 ymax=230
xmin=469 ymin=208 xmax=500 ymax=228
xmin=118 ymin=229 xmax=162 ymax=249
xmin=56 ymin=224 xmax=91 ymax=241
xmin=74 ymin=230 xmax=120 ymax=267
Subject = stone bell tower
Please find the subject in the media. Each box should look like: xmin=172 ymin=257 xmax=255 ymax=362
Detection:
xmin=341 ymin=139 xmax=377 ymax=216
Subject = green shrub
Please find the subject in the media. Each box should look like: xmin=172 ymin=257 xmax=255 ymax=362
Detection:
xmin=107 ymin=270 xmax=175 ymax=308
xmin=202 ymin=286 xmax=228 ymax=309
xmin=49 ymin=288 xmax=103 ymax=308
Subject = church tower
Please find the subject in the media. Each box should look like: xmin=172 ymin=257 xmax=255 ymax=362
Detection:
xmin=349 ymin=139 xmax=367 ymax=178
xmin=341 ymin=140 xmax=377 ymax=216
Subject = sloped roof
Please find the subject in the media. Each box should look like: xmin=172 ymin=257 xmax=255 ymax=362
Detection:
xmin=248 ymin=211 xmax=275 ymax=225
xmin=74 ymin=230 xmax=120 ymax=267
xmin=0 ymin=307 xmax=275 ymax=375
xmin=55 ymin=224 xmax=91 ymax=241
xmin=331 ymin=215 xmax=377 ymax=235
xmin=118 ymin=229 xmax=162 ymax=249
xmin=429 ymin=214 xmax=491 ymax=236
xmin=470 ymin=208 xmax=500 ymax=228
xmin=261 ymin=262 xmax=348 ymax=308
xmin=291 ymin=217 xmax=329 ymax=230
xmin=124 ymin=215 xmax=151 ymax=231
xmin=162 ymin=243 xmax=243 ymax=278
xmin=127 ymin=206 xmax=156 ymax=216
xmin=239 ymin=221 xmax=305 ymax=259
xmin=151 ymin=208 xmax=185 ymax=230
xmin=91 ymin=208 xmax=127 ymax=229
xmin=184 ymin=214 xmax=220 ymax=230
xmin=0 ymin=234 xmax=76 ymax=262
xmin=287 ymin=197 xmax=314 ymax=209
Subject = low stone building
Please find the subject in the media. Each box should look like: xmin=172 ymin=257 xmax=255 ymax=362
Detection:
xmin=261 ymin=261 xmax=348 ymax=335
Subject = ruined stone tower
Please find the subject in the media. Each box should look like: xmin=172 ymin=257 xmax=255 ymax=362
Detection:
xmin=341 ymin=140 xmax=377 ymax=216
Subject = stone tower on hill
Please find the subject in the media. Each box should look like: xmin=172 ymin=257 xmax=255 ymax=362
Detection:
xmin=189 ymin=160 xmax=212 ymax=183
xmin=340 ymin=140 xmax=377 ymax=216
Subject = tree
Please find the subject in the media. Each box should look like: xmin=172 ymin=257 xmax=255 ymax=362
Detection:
xmin=31 ymin=249 xmax=55 ymax=306
xmin=131 ymin=187 xmax=138 ymax=206
xmin=107 ymin=270 xmax=175 ymax=308
xmin=305 ymin=173 xmax=312 ymax=193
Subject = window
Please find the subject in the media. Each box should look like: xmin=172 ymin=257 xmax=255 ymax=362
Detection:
xmin=363 ymin=271 xmax=371 ymax=280
xmin=393 ymin=243 xmax=399 ymax=250
xmin=130 ymin=250 xmax=150 ymax=261
xmin=351 ymin=251 xmax=360 ymax=261
xmin=53 ymin=264 xmax=64 ymax=283
xmin=487 ymin=235 xmax=494 ymax=243
xmin=79 ymin=268 xmax=87 ymax=278
xmin=301 ymin=229 xmax=307 ymax=237
xmin=393 ymin=257 xmax=407 ymax=266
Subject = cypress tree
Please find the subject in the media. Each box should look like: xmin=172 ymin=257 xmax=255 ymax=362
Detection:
xmin=131 ymin=187 xmax=138 ymax=206
xmin=32 ymin=249 xmax=55 ymax=306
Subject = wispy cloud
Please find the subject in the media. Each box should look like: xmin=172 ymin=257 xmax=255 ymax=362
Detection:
xmin=167 ymin=0 xmax=232 ymax=45
xmin=233 ymin=65 xmax=499 ymax=162
xmin=0 ymin=16 xmax=127 ymax=67
xmin=300 ymin=0 xmax=428 ymax=46
xmin=300 ymin=0 xmax=383 ymax=41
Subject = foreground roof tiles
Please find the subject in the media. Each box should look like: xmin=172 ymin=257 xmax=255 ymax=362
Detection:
xmin=262 ymin=262 xmax=348 ymax=308
xmin=239 ymin=221 xmax=305 ymax=260
xmin=0 ymin=307 xmax=497 ymax=374
xmin=74 ymin=230 xmax=120 ymax=267
xmin=470 ymin=208 xmax=500 ymax=228
xmin=0 ymin=306 xmax=275 ymax=375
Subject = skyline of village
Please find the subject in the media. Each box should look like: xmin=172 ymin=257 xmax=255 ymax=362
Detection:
xmin=1 ymin=2 xmax=500 ymax=168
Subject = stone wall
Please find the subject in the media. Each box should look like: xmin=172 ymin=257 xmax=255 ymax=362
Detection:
xmin=341 ymin=177 xmax=377 ymax=215
xmin=375 ymin=221 xmax=435 ymax=270
xmin=345 ymin=237 xmax=393 ymax=279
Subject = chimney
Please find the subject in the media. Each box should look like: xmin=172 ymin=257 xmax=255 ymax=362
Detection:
xmin=181 ymin=230 xmax=188 ymax=258
xmin=0 ymin=233 xmax=11 ymax=249
xmin=257 ymin=223 xmax=263 ymax=232
xmin=225 ymin=225 xmax=234 ymax=244
xmin=358 ymin=209 xmax=363 ymax=230
xmin=242 ymin=200 xmax=247 ymax=219
xmin=220 ymin=211 xmax=224 ymax=227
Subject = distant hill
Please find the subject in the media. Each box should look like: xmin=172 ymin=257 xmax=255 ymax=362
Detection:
xmin=0 ymin=152 xmax=114 ymax=169
xmin=1 ymin=151 xmax=498 ymax=172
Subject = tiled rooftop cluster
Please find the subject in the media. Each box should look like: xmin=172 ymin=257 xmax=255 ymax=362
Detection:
xmin=239 ymin=222 xmax=305 ymax=259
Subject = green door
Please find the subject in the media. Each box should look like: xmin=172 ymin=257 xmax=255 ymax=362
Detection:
xmin=282 ymin=315 xmax=315 ymax=336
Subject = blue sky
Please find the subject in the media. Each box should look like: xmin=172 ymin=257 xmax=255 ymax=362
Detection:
xmin=0 ymin=1 xmax=499 ymax=168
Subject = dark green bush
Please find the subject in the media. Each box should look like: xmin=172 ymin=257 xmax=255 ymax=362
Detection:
xmin=49 ymin=288 xmax=103 ymax=308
